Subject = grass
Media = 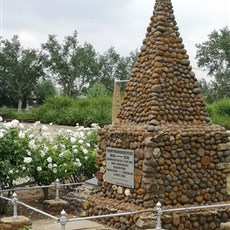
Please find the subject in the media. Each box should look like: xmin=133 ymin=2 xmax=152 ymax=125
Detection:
xmin=0 ymin=96 xmax=112 ymax=127
xmin=207 ymin=98 xmax=230 ymax=130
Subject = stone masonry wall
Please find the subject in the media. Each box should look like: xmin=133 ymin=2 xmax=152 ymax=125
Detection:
xmin=96 ymin=123 xmax=230 ymax=207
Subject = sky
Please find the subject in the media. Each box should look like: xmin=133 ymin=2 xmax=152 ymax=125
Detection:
xmin=1 ymin=0 xmax=230 ymax=80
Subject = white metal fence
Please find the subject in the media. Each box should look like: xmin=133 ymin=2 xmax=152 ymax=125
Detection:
xmin=1 ymin=181 xmax=230 ymax=229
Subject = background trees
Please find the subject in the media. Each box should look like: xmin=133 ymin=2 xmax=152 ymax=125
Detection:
xmin=41 ymin=31 xmax=99 ymax=97
xmin=196 ymin=27 xmax=230 ymax=102
xmin=0 ymin=36 xmax=44 ymax=110
xmin=1 ymin=26 xmax=229 ymax=109
xmin=0 ymin=31 xmax=136 ymax=108
xmin=96 ymin=47 xmax=137 ymax=93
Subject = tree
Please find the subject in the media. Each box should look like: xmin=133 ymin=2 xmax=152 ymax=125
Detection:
xmin=196 ymin=27 xmax=230 ymax=102
xmin=0 ymin=36 xmax=44 ymax=110
xmin=34 ymin=80 xmax=56 ymax=105
xmin=96 ymin=47 xmax=137 ymax=93
xmin=87 ymin=81 xmax=111 ymax=98
xmin=41 ymin=31 xmax=99 ymax=97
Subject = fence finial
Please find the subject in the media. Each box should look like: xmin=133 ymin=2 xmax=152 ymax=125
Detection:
xmin=60 ymin=209 xmax=67 ymax=230
xmin=156 ymin=201 xmax=162 ymax=230
xmin=55 ymin=178 xmax=60 ymax=200
xmin=12 ymin=192 xmax=18 ymax=220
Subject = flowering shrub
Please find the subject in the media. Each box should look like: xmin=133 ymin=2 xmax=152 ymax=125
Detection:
xmin=0 ymin=119 xmax=30 ymax=189
xmin=24 ymin=122 xmax=99 ymax=187
xmin=0 ymin=117 xmax=99 ymax=201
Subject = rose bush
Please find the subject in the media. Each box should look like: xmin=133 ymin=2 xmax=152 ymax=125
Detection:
xmin=0 ymin=118 xmax=99 ymax=211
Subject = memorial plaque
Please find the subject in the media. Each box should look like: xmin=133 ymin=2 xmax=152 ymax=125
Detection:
xmin=105 ymin=147 xmax=134 ymax=188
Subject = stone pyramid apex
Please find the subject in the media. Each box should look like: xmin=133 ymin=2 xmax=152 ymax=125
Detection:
xmin=117 ymin=0 xmax=210 ymax=126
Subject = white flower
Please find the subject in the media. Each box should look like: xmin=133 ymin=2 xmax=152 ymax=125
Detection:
xmin=66 ymin=129 xmax=73 ymax=134
xmin=9 ymin=170 xmax=13 ymax=174
xmin=18 ymin=131 xmax=25 ymax=139
xmin=22 ymin=166 xmax=26 ymax=170
xmin=91 ymin=123 xmax=99 ymax=128
xmin=75 ymin=158 xmax=82 ymax=167
xmin=53 ymin=145 xmax=58 ymax=150
xmin=70 ymin=137 xmax=76 ymax=143
xmin=24 ymin=157 xmax=33 ymax=164
xmin=78 ymin=132 xmax=84 ymax=138
xmin=34 ymin=121 xmax=41 ymax=126
xmin=29 ymin=139 xmax=37 ymax=150
xmin=37 ymin=166 xmax=42 ymax=172
xmin=53 ymin=164 xmax=57 ymax=168
xmin=19 ymin=123 xmax=24 ymax=129
xmin=26 ymin=150 xmax=32 ymax=156
xmin=53 ymin=168 xmax=57 ymax=173
xmin=78 ymin=139 xmax=84 ymax=144
xmin=0 ymin=132 xmax=4 ymax=138
xmin=0 ymin=116 xmax=3 ymax=122
xmin=48 ymin=163 xmax=53 ymax=169
xmin=41 ymin=132 xmax=51 ymax=140
xmin=82 ymin=148 xmax=88 ymax=154
xmin=59 ymin=152 xmax=64 ymax=157
xmin=60 ymin=144 xmax=66 ymax=150
xmin=47 ymin=157 xmax=52 ymax=163
xmin=4 ymin=122 xmax=13 ymax=129
xmin=84 ymin=155 xmax=89 ymax=160
xmin=40 ymin=151 xmax=46 ymax=158
xmin=41 ymin=125 xmax=48 ymax=132
xmin=49 ymin=122 xmax=53 ymax=125
xmin=57 ymin=129 xmax=65 ymax=136
xmin=86 ymin=143 xmax=90 ymax=147
xmin=43 ymin=146 xmax=49 ymax=153
xmin=11 ymin=119 xmax=20 ymax=128
xmin=73 ymin=148 xmax=78 ymax=154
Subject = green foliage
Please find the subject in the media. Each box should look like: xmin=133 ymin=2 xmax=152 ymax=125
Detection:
xmin=0 ymin=35 xmax=44 ymax=111
xmin=196 ymin=27 xmax=230 ymax=102
xmin=35 ymin=80 xmax=56 ymax=104
xmin=41 ymin=95 xmax=75 ymax=110
xmin=0 ymin=119 xmax=99 ymax=204
xmin=214 ymin=98 xmax=230 ymax=116
xmin=0 ymin=121 xmax=30 ymax=187
xmin=96 ymin=47 xmax=137 ymax=93
xmin=41 ymin=31 xmax=99 ymax=97
xmin=32 ymin=96 xmax=112 ymax=126
xmin=0 ymin=108 xmax=36 ymax=122
xmin=207 ymin=98 xmax=230 ymax=129
xmin=23 ymin=124 xmax=98 ymax=186
xmin=87 ymin=81 xmax=111 ymax=98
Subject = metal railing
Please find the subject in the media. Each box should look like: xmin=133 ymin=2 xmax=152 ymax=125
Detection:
xmin=155 ymin=201 xmax=230 ymax=230
xmin=0 ymin=191 xmax=156 ymax=230
xmin=1 ymin=181 xmax=230 ymax=230
xmin=0 ymin=179 xmax=83 ymax=200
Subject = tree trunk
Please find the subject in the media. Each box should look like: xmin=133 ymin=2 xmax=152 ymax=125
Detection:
xmin=0 ymin=199 xmax=8 ymax=215
xmin=18 ymin=98 xmax=23 ymax=112
xmin=42 ymin=187 xmax=49 ymax=200
xmin=0 ymin=191 xmax=11 ymax=215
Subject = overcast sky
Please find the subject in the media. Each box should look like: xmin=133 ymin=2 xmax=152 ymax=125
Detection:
xmin=1 ymin=0 xmax=230 ymax=79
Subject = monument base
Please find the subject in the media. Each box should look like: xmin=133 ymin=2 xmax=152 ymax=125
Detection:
xmin=43 ymin=199 xmax=70 ymax=215
xmin=0 ymin=216 xmax=32 ymax=230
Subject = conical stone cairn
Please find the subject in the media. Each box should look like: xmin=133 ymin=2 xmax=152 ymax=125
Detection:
xmin=118 ymin=0 xmax=210 ymax=126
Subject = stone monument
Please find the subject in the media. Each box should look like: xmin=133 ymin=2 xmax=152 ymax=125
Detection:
xmin=83 ymin=0 xmax=230 ymax=229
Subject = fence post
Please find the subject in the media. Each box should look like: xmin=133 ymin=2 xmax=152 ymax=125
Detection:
xmin=12 ymin=192 xmax=18 ymax=220
xmin=156 ymin=201 xmax=162 ymax=230
xmin=60 ymin=209 xmax=67 ymax=230
xmin=55 ymin=178 xmax=60 ymax=200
